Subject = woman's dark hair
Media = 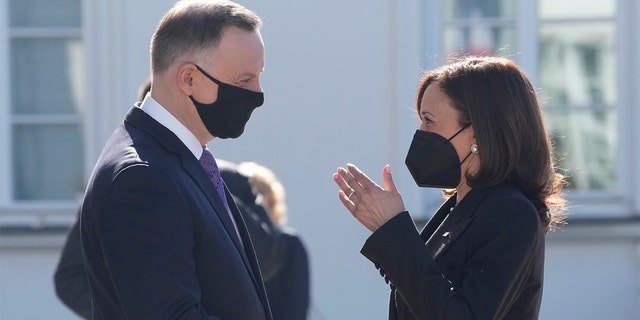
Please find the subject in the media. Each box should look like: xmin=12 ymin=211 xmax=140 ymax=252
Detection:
xmin=416 ymin=56 xmax=566 ymax=232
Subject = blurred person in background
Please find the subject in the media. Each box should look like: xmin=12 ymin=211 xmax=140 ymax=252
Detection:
xmin=238 ymin=161 xmax=310 ymax=320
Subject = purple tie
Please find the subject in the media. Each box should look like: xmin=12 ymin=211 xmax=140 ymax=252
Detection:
xmin=199 ymin=148 xmax=230 ymax=209
xmin=199 ymin=147 xmax=242 ymax=243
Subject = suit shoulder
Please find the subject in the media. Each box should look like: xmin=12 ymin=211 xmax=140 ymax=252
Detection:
xmin=94 ymin=139 xmax=147 ymax=178
xmin=88 ymin=127 xmax=178 ymax=196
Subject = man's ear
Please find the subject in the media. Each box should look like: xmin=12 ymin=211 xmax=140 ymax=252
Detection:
xmin=177 ymin=63 xmax=197 ymax=96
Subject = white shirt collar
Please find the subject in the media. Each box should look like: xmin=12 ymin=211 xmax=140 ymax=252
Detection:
xmin=138 ymin=93 xmax=204 ymax=159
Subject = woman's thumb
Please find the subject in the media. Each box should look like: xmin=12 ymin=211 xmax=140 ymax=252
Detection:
xmin=382 ymin=164 xmax=398 ymax=192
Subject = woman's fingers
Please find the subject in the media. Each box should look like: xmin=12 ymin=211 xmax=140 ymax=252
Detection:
xmin=334 ymin=168 xmax=355 ymax=193
xmin=333 ymin=163 xmax=407 ymax=232
xmin=345 ymin=163 xmax=378 ymax=192
xmin=332 ymin=168 xmax=357 ymax=211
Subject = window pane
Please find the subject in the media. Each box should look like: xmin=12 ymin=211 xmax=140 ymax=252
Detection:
xmin=539 ymin=0 xmax=615 ymax=19
xmin=11 ymin=38 xmax=85 ymax=115
xmin=546 ymin=110 xmax=617 ymax=191
xmin=443 ymin=0 xmax=516 ymax=18
xmin=9 ymin=0 xmax=81 ymax=27
xmin=444 ymin=26 xmax=516 ymax=57
xmin=539 ymin=23 xmax=616 ymax=106
xmin=12 ymin=124 xmax=84 ymax=200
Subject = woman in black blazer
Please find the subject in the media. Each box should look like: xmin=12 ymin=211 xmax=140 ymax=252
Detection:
xmin=333 ymin=56 xmax=566 ymax=320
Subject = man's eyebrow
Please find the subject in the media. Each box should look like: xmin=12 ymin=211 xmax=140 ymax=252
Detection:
xmin=235 ymin=71 xmax=260 ymax=80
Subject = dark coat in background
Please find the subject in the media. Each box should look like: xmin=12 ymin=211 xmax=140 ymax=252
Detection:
xmin=220 ymin=160 xmax=310 ymax=320
xmin=218 ymin=160 xmax=289 ymax=281
xmin=264 ymin=226 xmax=310 ymax=320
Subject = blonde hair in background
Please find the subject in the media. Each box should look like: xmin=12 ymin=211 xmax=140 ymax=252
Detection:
xmin=237 ymin=162 xmax=288 ymax=224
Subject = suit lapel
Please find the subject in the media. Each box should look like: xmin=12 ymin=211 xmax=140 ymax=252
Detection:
xmin=420 ymin=195 xmax=456 ymax=243
xmin=126 ymin=107 xmax=271 ymax=317
xmin=425 ymin=206 xmax=475 ymax=259
xmin=421 ymin=186 xmax=501 ymax=259
xmin=223 ymin=185 xmax=260 ymax=276
xmin=125 ymin=107 xmax=251 ymax=270
xmin=182 ymin=156 xmax=247 ymax=252
xmin=180 ymin=151 xmax=272 ymax=305
xmin=224 ymin=187 xmax=273 ymax=318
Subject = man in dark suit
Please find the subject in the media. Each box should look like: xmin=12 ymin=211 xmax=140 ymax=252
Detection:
xmin=79 ymin=1 xmax=271 ymax=318
xmin=55 ymin=160 xmax=288 ymax=319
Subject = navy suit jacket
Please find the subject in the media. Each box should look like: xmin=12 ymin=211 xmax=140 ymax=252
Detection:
xmin=80 ymin=107 xmax=272 ymax=319
xmin=362 ymin=183 xmax=545 ymax=320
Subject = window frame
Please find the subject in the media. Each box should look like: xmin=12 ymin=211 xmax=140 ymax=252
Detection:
xmin=0 ymin=0 xmax=85 ymax=227
xmin=0 ymin=0 xmax=137 ymax=229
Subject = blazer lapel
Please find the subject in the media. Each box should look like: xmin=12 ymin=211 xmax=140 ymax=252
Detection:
xmin=421 ymin=185 xmax=503 ymax=259
xmin=224 ymin=187 xmax=272 ymax=317
xmin=124 ymin=107 xmax=247 ymax=258
xmin=173 ymin=137 xmax=272 ymax=319
xmin=425 ymin=206 xmax=475 ymax=259
xmin=125 ymin=107 xmax=271 ymax=318
xmin=420 ymin=195 xmax=456 ymax=243
xmin=224 ymin=189 xmax=255 ymax=263
xmin=182 ymin=157 xmax=247 ymax=252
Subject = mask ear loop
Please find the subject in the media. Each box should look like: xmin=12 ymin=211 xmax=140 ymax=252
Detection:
xmin=194 ymin=64 xmax=224 ymax=85
xmin=460 ymin=150 xmax=473 ymax=165
xmin=448 ymin=123 xmax=471 ymax=142
xmin=460 ymin=142 xmax=479 ymax=165
xmin=449 ymin=123 xmax=473 ymax=165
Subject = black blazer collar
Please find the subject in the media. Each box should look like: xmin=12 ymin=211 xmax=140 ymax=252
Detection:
xmin=421 ymin=184 xmax=505 ymax=258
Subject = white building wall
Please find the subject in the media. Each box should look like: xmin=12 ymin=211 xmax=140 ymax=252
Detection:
xmin=542 ymin=224 xmax=640 ymax=320
xmin=1 ymin=0 xmax=639 ymax=319
xmin=1 ymin=234 xmax=76 ymax=319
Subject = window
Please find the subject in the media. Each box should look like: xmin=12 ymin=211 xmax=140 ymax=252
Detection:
xmin=441 ymin=0 xmax=518 ymax=58
xmin=1 ymin=0 xmax=84 ymax=220
xmin=417 ymin=0 xmax=632 ymax=218
xmin=538 ymin=0 xmax=617 ymax=192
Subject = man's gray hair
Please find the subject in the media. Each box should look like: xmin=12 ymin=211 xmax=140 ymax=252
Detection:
xmin=150 ymin=0 xmax=262 ymax=74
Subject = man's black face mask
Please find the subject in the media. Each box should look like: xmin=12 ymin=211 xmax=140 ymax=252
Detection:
xmin=189 ymin=64 xmax=264 ymax=139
